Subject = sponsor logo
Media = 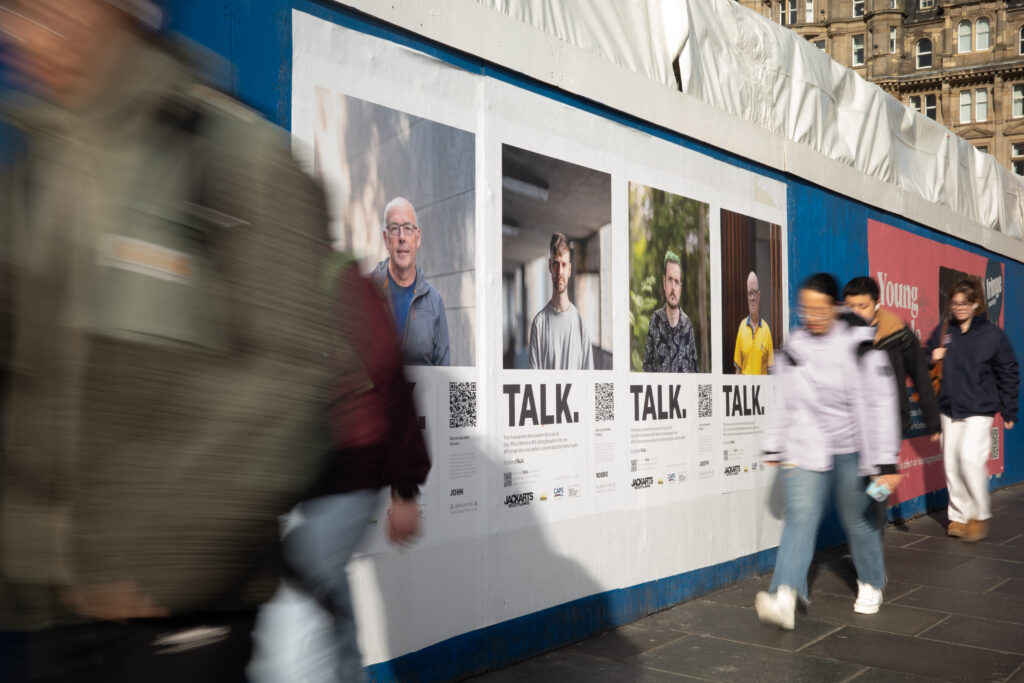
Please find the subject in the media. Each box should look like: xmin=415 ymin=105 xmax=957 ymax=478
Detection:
xmin=699 ymin=460 xmax=709 ymax=467
xmin=504 ymin=492 xmax=534 ymax=508
xmin=568 ymin=486 xmax=580 ymax=498
xmin=553 ymin=487 xmax=565 ymax=498
xmin=631 ymin=476 xmax=654 ymax=489
xmin=595 ymin=471 xmax=609 ymax=478
xmin=657 ymin=478 xmax=664 ymax=485
xmin=450 ymin=488 xmax=464 ymax=496
xmin=724 ymin=465 xmax=741 ymax=476
xmin=540 ymin=493 xmax=548 ymax=501
xmin=668 ymin=473 xmax=677 ymax=482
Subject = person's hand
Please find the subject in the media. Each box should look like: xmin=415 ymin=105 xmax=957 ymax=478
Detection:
xmin=1006 ymin=421 xmax=1015 ymax=430
xmin=63 ymin=581 xmax=168 ymax=621
xmin=874 ymin=473 xmax=903 ymax=493
xmin=765 ymin=461 xmax=780 ymax=467
xmin=388 ymin=495 xmax=422 ymax=547
xmin=931 ymin=347 xmax=946 ymax=362
xmin=929 ymin=432 xmax=941 ymax=443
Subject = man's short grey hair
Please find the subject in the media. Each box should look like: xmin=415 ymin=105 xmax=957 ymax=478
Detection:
xmin=383 ymin=197 xmax=416 ymax=229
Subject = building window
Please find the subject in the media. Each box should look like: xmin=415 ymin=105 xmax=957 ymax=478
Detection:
xmin=853 ymin=0 xmax=864 ymax=17
xmin=1013 ymin=143 xmax=1024 ymax=175
xmin=890 ymin=0 xmax=898 ymax=7
xmin=976 ymin=145 xmax=987 ymax=154
xmin=916 ymin=39 xmax=932 ymax=68
xmin=958 ymin=21 xmax=972 ymax=53
xmin=919 ymin=0 xmax=934 ymax=9
xmin=806 ymin=0 xmax=814 ymax=23
xmin=890 ymin=27 xmax=897 ymax=53
xmin=924 ymin=94 xmax=936 ymax=120
xmin=788 ymin=0 xmax=798 ymax=24
xmin=814 ymin=39 xmax=826 ymax=50
xmin=976 ymin=89 xmax=988 ymax=122
xmin=909 ymin=94 xmax=936 ymax=119
xmin=1020 ymin=26 xmax=1024 ymax=55
xmin=977 ymin=18 xmax=990 ymax=50
xmin=852 ymin=34 xmax=865 ymax=65
xmin=959 ymin=91 xmax=971 ymax=123
xmin=1014 ymin=85 xmax=1024 ymax=118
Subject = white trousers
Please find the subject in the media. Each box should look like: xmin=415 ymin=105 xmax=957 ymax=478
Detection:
xmin=941 ymin=414 xmax=994 ymax=523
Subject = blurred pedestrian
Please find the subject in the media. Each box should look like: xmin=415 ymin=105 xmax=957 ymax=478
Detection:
xmin=256 ymin=252 xmax=430 ymax=683
xmin=926 ymin=279 xmax=1018 ymax=543
xmin=0 ymin=1 xmax=334 ymax=680
xmin=843 ymin=276 xmax=941 ymax=440
xmin=756 ymin=274 xmax=902 ymax=629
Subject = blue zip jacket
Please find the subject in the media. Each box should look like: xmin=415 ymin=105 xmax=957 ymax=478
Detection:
xmin=926 ymin=314 xmax=1019 ymax=422
xmin=371 ymin=259 xmax=450 ymax=366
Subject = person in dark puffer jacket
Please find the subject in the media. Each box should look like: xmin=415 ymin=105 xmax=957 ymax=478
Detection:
xmin=926 ymin=278 xmax=1019 ymax=543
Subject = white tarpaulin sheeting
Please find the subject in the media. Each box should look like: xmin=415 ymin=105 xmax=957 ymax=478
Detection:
xmin=476 ymin=0 xmax=1024 ymax=240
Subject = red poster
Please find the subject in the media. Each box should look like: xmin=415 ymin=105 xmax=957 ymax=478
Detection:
xmin=867 ymin=220 xmax=1006 ymax=504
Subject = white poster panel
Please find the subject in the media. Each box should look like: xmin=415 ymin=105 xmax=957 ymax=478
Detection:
xmin=291 ymin=10 xmax=789 ymax=668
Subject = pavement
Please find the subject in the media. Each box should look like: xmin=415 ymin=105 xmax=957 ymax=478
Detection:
xmin=470 ymin=484 xmax=1024 ymax=682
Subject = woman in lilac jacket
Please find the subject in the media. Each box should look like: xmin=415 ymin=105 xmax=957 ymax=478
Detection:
xmin=755 ymin=274 xmax=902 ymax=630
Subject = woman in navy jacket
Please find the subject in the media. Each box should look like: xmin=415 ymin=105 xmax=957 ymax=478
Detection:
xmin=927 ymin=279 xmax=1019 ymax=543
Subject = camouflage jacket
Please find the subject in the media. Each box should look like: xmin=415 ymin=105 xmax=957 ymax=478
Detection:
xmin=643 ymin=306 xmax=698 ymax=373
xmin=0 ymin=34 xmax=333 ymax=628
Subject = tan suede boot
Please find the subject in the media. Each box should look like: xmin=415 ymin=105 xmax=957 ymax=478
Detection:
xmin=962 ymin=519 xmax=989 ymax=543
xmin=946 ymin=521 xmax=968 ymax=538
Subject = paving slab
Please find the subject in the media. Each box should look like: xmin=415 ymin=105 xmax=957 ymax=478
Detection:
xmin=848 ymin=668 xmax=946 ymax=682
xmin=701 ymin=576 xmax=771 ymax=608
xmin=803 ymin=626 xmax=1023 ymax=681
xmin=641 ymin=599 xmax=841 ymax=651
xmin=989 ymin=577 xmax=1024 ymax=599
xmin=805 ymin=565 xmax=918 ymax=602
xmin=892 ymin=584 xmax=1024 ymax=624
xmin=909 ymin=535 xmax=1024 ymax=563
xmin=627 ymin=633 xmax=863 ymax=683
xmin=883 ymin=530 xmax=929 ymax=548
xmin=469 ymin=649 xmax=693 ymax=682
xmin=883 ymin=555 xmax=1008 ymax=593
xmin=569 ymin=622 xmax=686 ymax=662
xmin=918 ymin=614 xmax=1024 ymax=655
xmin=801 ymin=592 xmax=946 ymax=636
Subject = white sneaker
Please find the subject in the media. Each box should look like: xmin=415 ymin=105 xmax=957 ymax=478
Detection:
xmin=853 ymin=580 xmax=883 ymax=614
xmin=755 ymin=586 xmax=796 ymax=630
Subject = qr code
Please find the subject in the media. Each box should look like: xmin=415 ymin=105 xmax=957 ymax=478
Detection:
xmin=698 ymin=384 xmax=712 ymax=418
xmin=504 ymin=472 xmax=512 ymax=488
xmin=449 ymin=381 xmax=477 ymax=429
xmin=630 ymin=459 xmax=638 ymax=473
xmin=595 ymin=382 xmax=614 ymax=422
xmin=990 ymin=427 xmax=999 ymax=460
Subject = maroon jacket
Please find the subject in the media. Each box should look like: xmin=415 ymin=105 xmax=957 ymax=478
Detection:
xmin=320 ymin=261 xmax=431 ymax=499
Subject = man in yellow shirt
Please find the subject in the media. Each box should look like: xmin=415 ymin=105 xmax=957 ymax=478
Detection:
xmin=734 ymin=271 xmax=774 ymax=374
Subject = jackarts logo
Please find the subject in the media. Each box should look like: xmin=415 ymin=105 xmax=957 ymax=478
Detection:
xmin=724 ymin=465 xmax=741 ymax=476
xmin=503 ymin=492 xmax=534 ymax=508
xmin=631 ymin=476 xmax=654 ymax=489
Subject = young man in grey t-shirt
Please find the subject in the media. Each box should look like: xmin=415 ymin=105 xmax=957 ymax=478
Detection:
xmin=528 ymin=233 xmax=594 ymax=370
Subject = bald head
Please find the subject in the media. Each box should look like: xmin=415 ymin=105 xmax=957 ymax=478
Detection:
xmin=746 ymin=271 xmax=761 ymax=322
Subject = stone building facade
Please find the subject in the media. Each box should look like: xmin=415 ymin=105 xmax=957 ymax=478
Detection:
xmin=737 ymin=0 xmax=1024 ymax=175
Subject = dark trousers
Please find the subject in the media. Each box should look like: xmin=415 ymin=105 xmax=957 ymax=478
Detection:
xmin=1 ymin=613 xmax=256 ymax=683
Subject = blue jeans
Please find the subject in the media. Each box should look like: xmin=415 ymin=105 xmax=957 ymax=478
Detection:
xmin=282 ymin=490 xmax=379 ymax=683
xmin=769 ymin=452 xmax=885 ymax=602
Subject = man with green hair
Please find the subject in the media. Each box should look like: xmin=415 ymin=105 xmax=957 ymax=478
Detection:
xmin=644 ymin=251 xmax=698 ymax=372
